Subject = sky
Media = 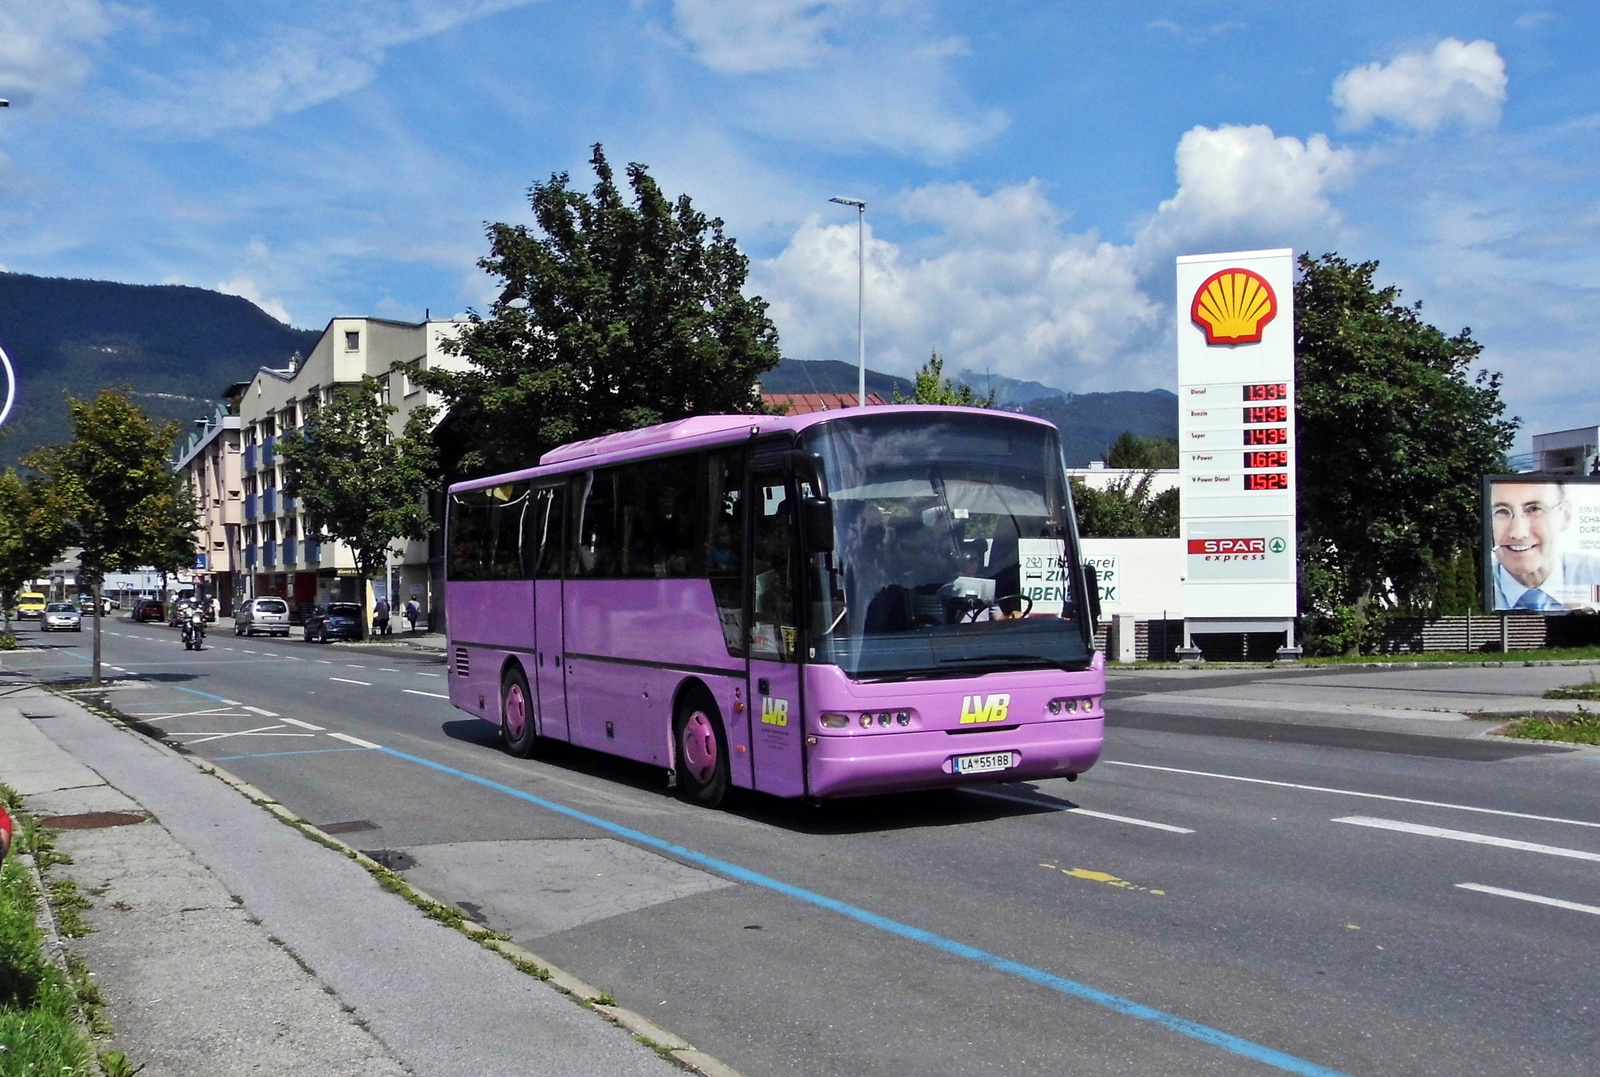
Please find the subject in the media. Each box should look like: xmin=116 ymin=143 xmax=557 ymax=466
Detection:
xmin=0 ymin=1 xmax=1596 ymax=449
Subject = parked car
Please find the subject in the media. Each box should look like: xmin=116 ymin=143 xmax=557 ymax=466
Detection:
xmin=41 ymin=602 xmax=82 ymax=632
xmin=132 ymin=598 xmax=164 ymax=623
xmin=303 ymin=602 xmax=363 ymax=643
xmin=236 ymin=596 xmax=291 ymax=637
xmin=16 ymin=592 xmax=46 ymax=620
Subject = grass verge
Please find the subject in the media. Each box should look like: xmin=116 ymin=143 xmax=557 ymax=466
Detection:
xmin=1542 ymin=680 xmax=1600 ymax=700
xmin=1493 ymin=710 xmax=1600 ymax=745
xmin=0 ymin=798 xmax=97 ymax=1075
xmin=1302 ymin=646 xmax=1600 ymax=666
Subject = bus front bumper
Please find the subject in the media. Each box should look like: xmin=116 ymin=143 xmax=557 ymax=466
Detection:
xmin=806 ymin=717 xmax=1104 ymax=799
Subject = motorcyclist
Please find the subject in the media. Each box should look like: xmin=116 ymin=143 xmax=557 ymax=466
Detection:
xmin=182 ymin=605 xmax=206 ymax=649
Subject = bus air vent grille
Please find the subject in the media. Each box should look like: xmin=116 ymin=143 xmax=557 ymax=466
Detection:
xmin=454 ymin=647 xmax=470 ymax=676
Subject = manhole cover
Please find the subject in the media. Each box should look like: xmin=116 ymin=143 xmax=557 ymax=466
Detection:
xmin=40 ymin=812 xmax=148 ymax=830
xmin=320 ymin=820 xmax=379 ymax=835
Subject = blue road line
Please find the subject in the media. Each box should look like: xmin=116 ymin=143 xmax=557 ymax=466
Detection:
xmin=214 ymin=747 xmax=371 ymax=762
xmin=172 ymin=685 xmax=240 ymax=704
xmin=376 ymin=745 xmax=1351 ymax=1077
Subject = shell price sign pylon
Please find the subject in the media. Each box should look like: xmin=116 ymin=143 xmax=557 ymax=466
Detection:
xmin=1176 ymin=249 xmax=1296 ymax=624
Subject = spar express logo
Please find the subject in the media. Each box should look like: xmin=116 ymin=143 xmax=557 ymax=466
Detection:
xmin=1191 ymin=268 xmax=1277 ymax=345
xmin=1188 ymin=536 xmax=1285 ymax=562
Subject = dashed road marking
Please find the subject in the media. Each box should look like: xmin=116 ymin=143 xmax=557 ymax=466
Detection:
xmin=242 ymin=706 xmax=280 ymax=717
xmin=280 ymin=717 xmax=326 ymax=731
xmin=328 ymin=732 xmax=382 ymax=749
xmin=329 ymin=676 xmax=372 ymax=686
xmin=402 ymin=689 xmax=449 ymax=699
xmin=968 ymin=789 xmax=1194 ymax=833
xmin=1456 ymin=883 xmax=1600 ymax=917
xmin=1335 ymin=816 xmax=1600 ymax=863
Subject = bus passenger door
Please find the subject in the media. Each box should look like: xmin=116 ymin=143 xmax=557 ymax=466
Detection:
xmin=747 ymin=465 xmax=805 ymax=798
xmin=532 ymin=483 xmax=570 ymax=742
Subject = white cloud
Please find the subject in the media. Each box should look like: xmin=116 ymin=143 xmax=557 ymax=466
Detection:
xmin=1332 ymin=38 xmax=1507 ymax=134
xmin=755 ymin=181 xmax=1165 ymax=391
xmin=1136 ymin=124 xmax=1353 ymax=264
xmin=111 ymin=0 xmax=543 ymax=139
xmin=1514 ymin=12 xmax=1555 ymax=30
xmin=670 ymin=0 xmax=854 ymax=74
xmin=0 ymin=0 xmax=118 ymax=105
xmin=215 ymin=275 xmax=292 ymax=324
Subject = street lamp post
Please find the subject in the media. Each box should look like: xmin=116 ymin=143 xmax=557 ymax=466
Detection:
xmin=829 ymin=196 xmax=867 ymax=407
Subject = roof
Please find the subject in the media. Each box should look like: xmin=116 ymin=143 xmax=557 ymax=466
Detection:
xmin=451 ymin=405 xmax=1057 ymax=492
xmin=762 ymin=392 xmax=887 ymax=414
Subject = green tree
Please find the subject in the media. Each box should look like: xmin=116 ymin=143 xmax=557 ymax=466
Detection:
xmin=1105 ymin=431 xmax=1178 ymax=469
xmin=1071 ymin=475 xmax=1178 ymax=538
xmin=0 ymin=468 xmax=78 ymax=642
xmin=895 ymin=352 xmax=995 ymax=407
xmin=415 ymin=145 xmax=782 ymax=479
xmin=277 ymin=376 xmax=438 ymax=637
xmin=26 ymin=389 xmax=198 ymax=684
xmin=1295 ymin=253 xmax=1515 ymax=654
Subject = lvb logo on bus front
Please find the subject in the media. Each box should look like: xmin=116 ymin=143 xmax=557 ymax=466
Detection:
xmin=960 ymin=694 xmax=1010 ymax=724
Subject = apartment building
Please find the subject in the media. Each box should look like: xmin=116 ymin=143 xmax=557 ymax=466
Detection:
xmin=176 ymin=316 xmax=466 ymax=624
xmin=172 ymin=407 xmax=245 ymax=614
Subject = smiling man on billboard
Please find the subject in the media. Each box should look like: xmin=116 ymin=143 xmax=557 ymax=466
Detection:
xmin=1489 ymin=480 xmax=1600 ymax=610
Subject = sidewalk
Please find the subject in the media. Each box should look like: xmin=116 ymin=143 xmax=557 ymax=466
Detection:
xmin=0 ymin=687 xmax=709 ymax=1077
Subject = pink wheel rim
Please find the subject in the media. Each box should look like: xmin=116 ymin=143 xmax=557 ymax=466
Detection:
xmin=680 ymin=710 xmax=717 ymax=783
xmin=505 ymin=683 xmax=528 ymax=740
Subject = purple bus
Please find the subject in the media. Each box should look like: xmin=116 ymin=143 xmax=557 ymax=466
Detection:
xmin=445 ymin=406 xmax=1104 ymax=806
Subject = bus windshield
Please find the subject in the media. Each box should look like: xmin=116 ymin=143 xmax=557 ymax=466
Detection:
xmin=803 ymin=412 xmax=1092 ymax=679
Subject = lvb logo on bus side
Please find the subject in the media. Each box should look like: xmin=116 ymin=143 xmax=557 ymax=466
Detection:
xmin=761 ymin=697 xmax=789 ymax=727
xmin=960 ymin=694 xmax=1010 ymax=724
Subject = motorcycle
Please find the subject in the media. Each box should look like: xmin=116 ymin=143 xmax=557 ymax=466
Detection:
xmin=182 ymin=612 xmax=206 ymax=651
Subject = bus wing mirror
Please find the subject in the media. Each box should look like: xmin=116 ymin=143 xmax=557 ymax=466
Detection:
xmin=1084 ymin=563 xmax=1101 ymax=624
xmin=800 ymin=497 xmax=835 ymax=555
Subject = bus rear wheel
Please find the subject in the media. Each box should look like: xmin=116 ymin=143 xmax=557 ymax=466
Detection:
xmin=501 ymin=666 xmax=538 ymax=758
xmin=674 ymin=689 xmax=729 ymax=808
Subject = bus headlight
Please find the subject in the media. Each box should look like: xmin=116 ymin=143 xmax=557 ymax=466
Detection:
xmin=1048 ymin=698 xmax=1077 ymax=715
xmin=859 ymin=713 xmax=873 ymax=728
xmin=1080 ymin=697 xmax=1098 ymax=712
xmin=895 ymin=711 xmax=910 ymax=726
xmin=877 ymin=712 xmax=892 ymax=727
xmin=820 ymin=712 xmax=850 ymax=729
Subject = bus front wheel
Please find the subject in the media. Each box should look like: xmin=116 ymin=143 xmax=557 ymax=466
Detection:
xmin=501 ymin=666 xmax=538 ymax=758
xmin=675 ymin=690 xmax=729 ymax=808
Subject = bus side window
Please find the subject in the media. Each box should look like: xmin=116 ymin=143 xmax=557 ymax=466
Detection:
xmin=707 ymin=451 xmax=744 ymax=657
xmin=750 ymin=468 xmax=796 ymax=661
xmin=576 ymin=469 xmax=622 ymax=578
xmin=530 ymin=485 xmax=565 ymax=579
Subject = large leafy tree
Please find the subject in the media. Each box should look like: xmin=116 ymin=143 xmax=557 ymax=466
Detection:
xmin=26 ymin=390 xmax=198 ymax=684
xmin=0 ymin=468 xmax=78 ymax=640
xmin=416 ymin=144 xmax=782 ymax=479
xmin=1071 ymin=475 xmax=1178 ymax=538
xmin=277 ymin=376 xmax=438 ymax=637
xmin=1295 ymin=253 xmax=1515 ymax=653
xmin=1105 ymin=431 xmax=1178 ymax=470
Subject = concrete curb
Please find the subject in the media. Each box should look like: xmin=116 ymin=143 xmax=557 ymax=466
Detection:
xmin=56 ymin=687 xmax=747 ymax=1077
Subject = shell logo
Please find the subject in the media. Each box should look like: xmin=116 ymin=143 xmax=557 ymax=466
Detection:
xmin=1191 ymin=268 xmax=1277 ymax=345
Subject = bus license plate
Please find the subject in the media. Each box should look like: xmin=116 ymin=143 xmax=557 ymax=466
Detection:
xmin=953 ymin=751 xmax=1013 ymax=775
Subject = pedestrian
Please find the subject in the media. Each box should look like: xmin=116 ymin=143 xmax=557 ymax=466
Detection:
xmin=374 ymin=596 xmax=391 ymax=637
xmin=0 ymin=802 xmax=13 ymax=866
xmin=404 ymin=597 xmax=420 ymax=633
xmin=210 ymin=595 xmax=221 ymax=621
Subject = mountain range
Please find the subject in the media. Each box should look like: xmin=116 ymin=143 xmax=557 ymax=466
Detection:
xmin=0 ymin=274 xmax=1177 ymax=469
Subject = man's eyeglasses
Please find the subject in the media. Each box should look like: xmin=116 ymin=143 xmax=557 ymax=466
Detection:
xmin=1493 ymin=501 xmax=1566 ymax=523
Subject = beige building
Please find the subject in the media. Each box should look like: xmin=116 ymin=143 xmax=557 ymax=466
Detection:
xmin=175 ymin=316 xmax=466 ymax=623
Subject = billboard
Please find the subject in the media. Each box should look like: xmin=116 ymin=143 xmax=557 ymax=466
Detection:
xmin=1484 ymin=475 xmax=1600 ymax=612
xmin=1177 ymin=249 xmax=1297 ymax=619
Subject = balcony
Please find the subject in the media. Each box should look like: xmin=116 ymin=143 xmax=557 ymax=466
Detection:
xmin=244 ymin=444 xmax=258 ymax=472
xmin=263 ymin=436 xmax=276 ymax=467
xmin=264 ymin=541 xmax=277 ymax=567
xmin=282 ymin=493 xmax=297 ymax=514
xmin=305 ymin=541 xmax=321 ymax=563
xmin=284 ymin=538 xmax=298 ymax=565
xmin=244 ymin=494 xmax=257 ymax=520
xmin=264 ymin=489 xmax=277 ymax=516
xmin=245 ymin=545 xmax=258 ymax=568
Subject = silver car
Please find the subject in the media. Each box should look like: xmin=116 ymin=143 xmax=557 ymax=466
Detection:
xmin=235 ymin=596 xmax=291 ymax=637
xmin=42 ymin=602 xmax=82 ymax=632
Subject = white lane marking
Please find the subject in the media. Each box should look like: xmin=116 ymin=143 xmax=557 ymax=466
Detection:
xmin=315 ymin=660 xmax=332 ymax=665
xmin=242 ymin=706 xmax=280 ymax=717
xmin=346 ymin=664 xmax=367 ymax=669
xmin=284 ymin=656 xmax=303 ymax=661
xmin=177 ymin=725 xmax=315 ymax=745
xmin=280 ymin=717 xmax=326 ymax=731
xmin=221 ymin=646 xmax=236 ymax=651
xmin=1456 ymin=883 xmax=1600 ymax=917
xmin=109 ymin=666 xmax=127 ymax=672
xmin=242 ymin=649 xmax=258 ymax=654
xmin=402 ymin=688 xmax=449 ymax=700
xmin=219 ymin=697 xmax=243 ymax=705
xmin=380 ymin=667 xmax=400 ymax=673
xmin=415 ymin=672 xmax=441 ymax=677
xmin=329 ymin=676 xmax=372 ymax=686
xmin=328 ymin=732 xmax=381 ymax=749
xmin=968 ymin=789 xmax=1195 ymax=833
xmin=1335 ymin=816 xmax=1600 ymax=863
xmin=1106 ymin=761 xmax=1600 ymax=830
